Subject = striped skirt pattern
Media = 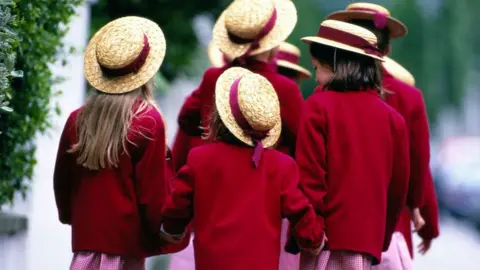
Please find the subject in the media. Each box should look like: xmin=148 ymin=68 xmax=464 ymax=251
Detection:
xmin=300 ymin=250 xmax=373 ymax=270
xmin=70 ymin=252 xmax=145 ymax=270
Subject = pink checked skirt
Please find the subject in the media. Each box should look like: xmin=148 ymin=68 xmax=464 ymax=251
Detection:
xmin=279 ymin=219 xmax=300 ymax=270
xmin=70 ymin=252 xmax=145 ymax=270
xmin=371 ymin=232 xmax=413 ymax=270
xmin=300 ymin=250 xmax=372 ymax=270
xmin=168 ymin=233 xmax=195 ymax=270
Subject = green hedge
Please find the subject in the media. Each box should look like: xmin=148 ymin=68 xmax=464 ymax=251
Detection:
xmin=0 ymin=0 xmax=83 ymax=207
xmin=0 ymin=0 xmax=20 ymax=135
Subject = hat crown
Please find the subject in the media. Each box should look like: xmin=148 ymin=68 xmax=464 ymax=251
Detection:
xmin=279 ymin=42 xmax=300 ymax=57
xmin=224 ymin=0 xmax=275 ymax=40
xmin=346 ymin=2 xmax=390 ymax=16
xmin=96 ymin=23 xmax=146 ymax=69
xmin=322 ymin=20 xmax=378 ymax=45
xmin=237 ymin=74 xmax=280 ymax=132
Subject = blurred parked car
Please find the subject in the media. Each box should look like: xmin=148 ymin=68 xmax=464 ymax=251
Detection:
xmin=433 ymin=137 xmax=480 ymax=228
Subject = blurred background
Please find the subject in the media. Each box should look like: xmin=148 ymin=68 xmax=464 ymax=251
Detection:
xmin=0 ymin=0 xmax=479 ymax=269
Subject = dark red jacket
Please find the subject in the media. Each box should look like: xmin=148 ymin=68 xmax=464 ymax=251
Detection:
xmin=162 ymin=141 xmax=323 ymax=270
xmin=53 ymin=107 xmax=189 ymax=258
xmin=383 ymin=70 xmax=440 ymax=256
xmin=172 ymin=60 xmax=304 ymax=171
xmin=294 ymin=88 xmax=410 ymax=263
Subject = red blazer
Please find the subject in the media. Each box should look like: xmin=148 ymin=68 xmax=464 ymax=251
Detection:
xmin=383 ymin=70 xmax=440 ymax=256
xmin=53 ymin=107 xmax=189 ymax=258
xmin=161 ymin=141 xmax=323 ymax=270
xmin=172 ymin=60 xmax=304 ymax=171
xmin=294 ymin=88 xmax=410 ymax=263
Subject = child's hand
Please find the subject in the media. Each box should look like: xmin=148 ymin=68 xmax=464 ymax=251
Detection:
xmin=299 ymin=233 xmax=327 ymax=256
xmin=411 ymin=208 xmax=425 ymax=232
xmin=159 ymin=225 xmax=185 ymax=244
xmin=417 ymin=239 xmax=432 ymax=255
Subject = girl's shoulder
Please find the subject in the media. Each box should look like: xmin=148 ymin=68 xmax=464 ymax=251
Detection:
xmin=132 ymin=105 xmax=166 ymax=135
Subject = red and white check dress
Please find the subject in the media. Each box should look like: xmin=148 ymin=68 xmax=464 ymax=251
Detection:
xmin=300 ymin=251 xmax=373 ymax=270
xmin=70 ymin=252 xmax=145 ymax=270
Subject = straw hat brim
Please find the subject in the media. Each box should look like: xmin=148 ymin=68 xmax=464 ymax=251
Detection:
xmin=301 ymin=36 xmax=384 ymax=61
xmin=215 ymin=68 xmax=281 ymax=148
xmin=327 ymin=11 xmax=407 ymax=39
xmin=276 ymin=60 xmax=312 ymax=80
xmin=212 ymin=0 xmax=297 ymax=60
xmin=382 ymin=56 xmax=415 ymax=86
xmin=84 ymin=16 xmax=166 ymax=94
xmin=208 ymin=42 xmax=228 ymax=68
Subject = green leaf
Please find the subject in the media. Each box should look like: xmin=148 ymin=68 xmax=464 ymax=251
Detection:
xmin=9 ymin=69 xmax=22 ymax=77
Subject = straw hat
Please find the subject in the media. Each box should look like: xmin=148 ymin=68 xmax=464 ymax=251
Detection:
xmin=212 ymin=0 xmax=297 ymax=60
xmin=301 ymin=20 xmax=384 ymax=61
xmin=327 ymin=2 xmax=407 ymax=39
xmin=215 ymin=67 xmax=281 ymax=149
xmin=208 ymin=41 xmax=230 ymax=68
xmin=276 ymin=42 xmax=311 ymax=80
xmin=383 ymin=56 xmax=415 ymax=86
xmin=84 ymin=16 xmax=166 ymax=94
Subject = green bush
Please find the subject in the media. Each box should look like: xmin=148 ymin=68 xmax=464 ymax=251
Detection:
xmin=0 ymin=0 xmax=20 ymax=135
xmin=0 ymin=0 xmax=83 ymax=207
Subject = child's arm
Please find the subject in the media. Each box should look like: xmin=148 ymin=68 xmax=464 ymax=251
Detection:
xmin=295 ymin=99 xmax=327 ymax=231
xmin=134 ymin=112 xmax=169 ymax=234
xmin=171 ymin=129 xmax=192 ymax=173
xmin=406 ymin=91 xmax=430 ymax=210
xmin=277 ymin=79 xmax=304 ymax=156
xmin=53 ymin=112 xmax=76 ymax=225
xmin=160 ymin=164 xmax=195 ymax=237
xmin=417 ymin=173 xmax=440 ymax=254
xmin=383 ymin=112 xmax=410 ymax=250
xmin=281 ymin=158 xmax=324 ymax=253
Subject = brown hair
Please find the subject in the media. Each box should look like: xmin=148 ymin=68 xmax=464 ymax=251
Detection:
xmin=348 ymin=19 xmax=390 ymax=54
xmin=69 ymin=80 xmax=159 ymax=170
xmin=203 ymin=106 xmax=242 ymax=146
xmin=277 ymin=66 xmax=299 ymax=81
xmin=310 ymin=42 xmax=384 ymax=95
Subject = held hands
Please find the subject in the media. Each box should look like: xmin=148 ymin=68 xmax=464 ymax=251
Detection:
xmin=159 ymin=225 xmax=186 ymax=244
xmin=411 ymin=208 xmax=425 ymax=232
xmin=301 ymin=234 xmax=327 ymax=256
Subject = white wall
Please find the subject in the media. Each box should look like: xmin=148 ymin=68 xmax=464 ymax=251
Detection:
xmin=0 ymin=4 xmax=89 ymax=270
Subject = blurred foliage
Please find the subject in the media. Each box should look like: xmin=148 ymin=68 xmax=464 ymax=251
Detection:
xmin=290 ymin=0 xmax=474 ymax=125
xmin=0 ymin=0 xmax=21 ymax=135
xmin=0 ymin=0 xmax=82 ymax=206
xmin=90 ymin=0 xmax=230 ymax=82
xmin=286 ymin=0 xmax=325 ymax=98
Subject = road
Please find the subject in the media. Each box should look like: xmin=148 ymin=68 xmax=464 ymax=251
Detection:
xmin=413 ymin=215 xmax=480 ymax=270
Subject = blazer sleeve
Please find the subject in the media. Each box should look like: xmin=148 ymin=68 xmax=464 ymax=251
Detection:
xmin=278 ymin=80 xmax=304 ymax=156
xmin=171 ymin=129 xmax=192 ymax=173
xmin=53 ymin=112 xmax=76 ymax=225
xmin=418 ymin=172 xmax=440 ymax=240
xmin=281 ymin=158 xmax=324 ymax=251
xmin=161 ymin=163 xmax=195 ymax=235
xmin=406 ymin=91 xmax=431 ymax=209
xmin=177 ymin=88 xmax=202 ymax=137
xmin=295 ymin=98 xmax=328 ymax=223
xmin=134 ymin=111 xmax=169 ymax=234
xmin=384 ymin=112 xmax=410 ymax=250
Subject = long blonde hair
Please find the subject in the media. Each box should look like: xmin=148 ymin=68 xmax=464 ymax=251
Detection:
xmin=69 ymin=81 xmax=159 ymax=170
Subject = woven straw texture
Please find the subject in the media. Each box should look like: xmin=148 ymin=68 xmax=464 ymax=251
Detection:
xmin=327 ymin=2 xmax=407 ymax=39
xmin=383 ymin=56 xmax=415 ymax=86
xmin=215 ymin=67 xmax=281 ymax=148
xmin=208 ymin=41 xmax=229 ymax=67
xmin=84 ymin=16 xmax=166 ymax=94
xmin=277 ymin=42 xmax=311 ymax=79
xmin=212 ymin=0 xmax=297 ymax=60
xmin=279 ymin=42 xmax=301 ymax=56
xmin=301 ymin=20 xmax=384 ymax=61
